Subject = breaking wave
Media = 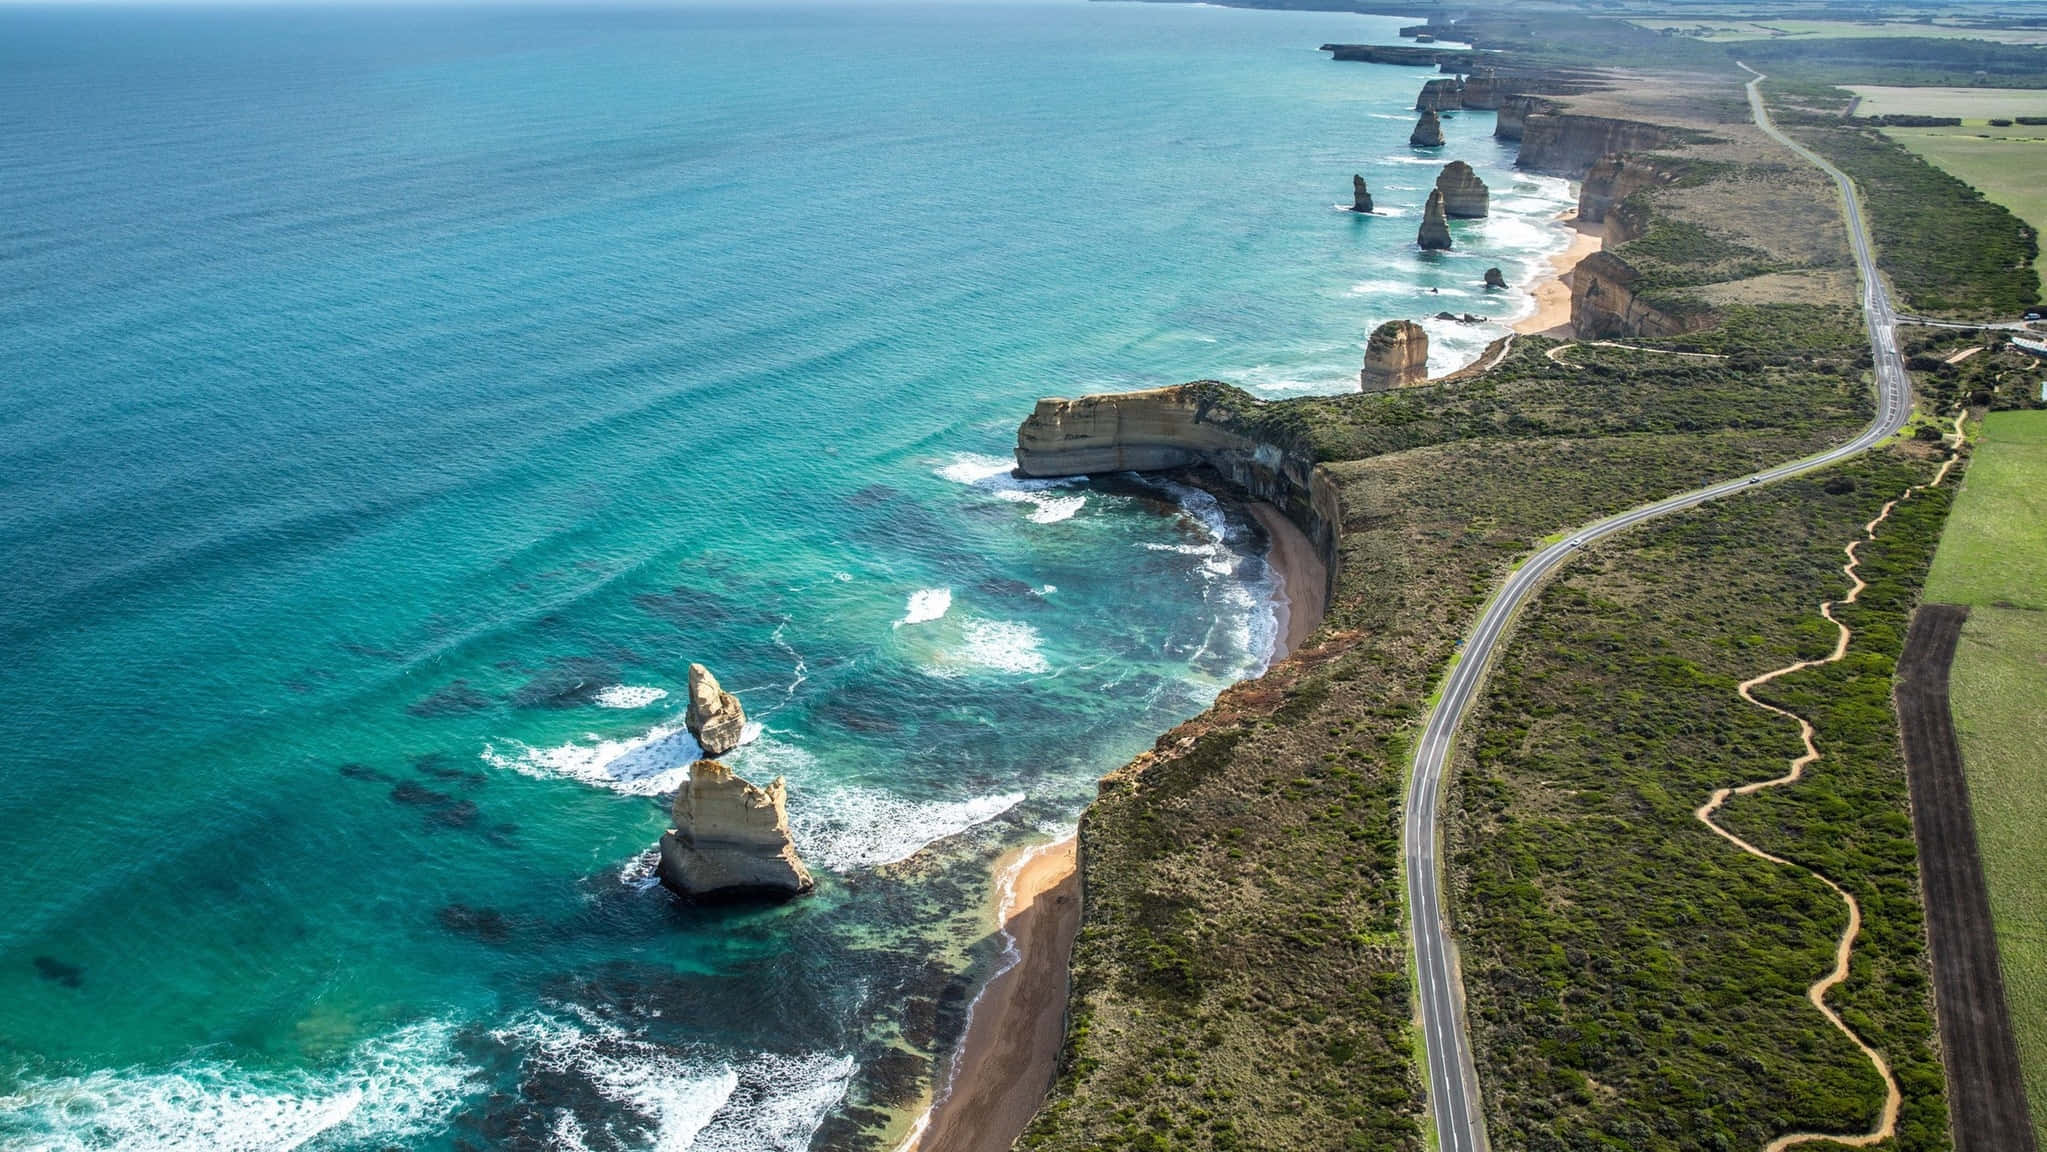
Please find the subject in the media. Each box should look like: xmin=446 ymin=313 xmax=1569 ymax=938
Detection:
xmin=935 ymin=453 xmax=1085 ymax=524
xmin=792 ymin=788 xmax=1027 ymax=871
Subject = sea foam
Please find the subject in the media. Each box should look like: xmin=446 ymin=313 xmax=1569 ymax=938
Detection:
xmin=935 ymin=453 xmax=1085 ymax=524
xmin=896 ymin=587 xmax=952 ymax=627
xmin=792 ymin=788 xmax=1027 ymax=871
xmin=0 ymin=1021 xmax=477 ymax=1152
xmin=595 ymin=685 xmax=670 ymax=709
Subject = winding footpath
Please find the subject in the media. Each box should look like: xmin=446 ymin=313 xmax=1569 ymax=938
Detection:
xmin=1403 ymin=66 xmax=1917 ymax=1152
xmin=1695 ymin=414 xmax=1963 ymax=1151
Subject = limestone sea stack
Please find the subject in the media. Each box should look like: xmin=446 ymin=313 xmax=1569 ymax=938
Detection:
xmin=1435 ymin=161 xmax=1490 ymax=218
xmin=1416 ymin=77 xmax=1463 ymax=112
xmin=1417 ymin=189 xmax=1453 ymax=251
xmin=1350 ymin=174 xmax=1374 ymax=213
xmin=1484 ymin=266 xmax=1507 ymax=290
xmin=685 ymin=663 xmax=747 ymax=757
xmin=1410 ymin=108 xmax=1445 ymax=149
xmin=1360 ymin=319 xmax=1429 ymax=391
xmin=658 ymin=760 xmax=814 ymax=899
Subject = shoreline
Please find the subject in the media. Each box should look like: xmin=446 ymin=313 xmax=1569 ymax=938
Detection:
xmin=908 ymin=836 xmax=1080 ymax=1152
xmin=1513 ymin=210 xmax=1602 ymax=337
xmin=909 ymin=493 xmax=1330 ymax=1151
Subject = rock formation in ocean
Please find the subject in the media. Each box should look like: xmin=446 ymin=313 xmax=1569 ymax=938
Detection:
xmin=1435 ymin=161 xmax=1490 ymax=218
xmin=1416 ymin=77 xmax=1463 ymax=112
xmin=1417 ymin=189 xmax=1453 ymax=251
xmin=657 ymin=759 xmax=814 ymax=899
xmin=1321 ymin=43 xmax=1451 ymax=67
xmin=685 ymin=663 xmax=747 ymax=757
xmin=1350 ymin=174 xmax=1374 ymax=214
xmin=1484 ymin=266 xmax=1507 ymax=290
xmin=1360 ymin=320 xmax=1429 ymax=392
xmin=1410 ymin=108 xmax=1445 ymax=149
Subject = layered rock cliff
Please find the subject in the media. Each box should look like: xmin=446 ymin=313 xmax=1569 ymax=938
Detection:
xmin=1350 ymin=174 xmax=1374 ymax=214
xmin=1417 ymin=189 xmax=1453 ymax=250
xmin=1013 ymin=383 xmax=1345 ymax=593
xmin=1462 ymin=68 xmax=1504 ymax=110
xmin=1517 ymin=114 xmax=1674 ymax=177
xmin=658 ymin=760 xmax=814 ymax=899
xmin=1360 ymin=319 xmax=1429 ymax=391
xmin=1436 ymin=161 xmax=1489 ymax=218
xmin=1570 ymin=250 xmax=1711 ymax=340
xmin=1417 ymin=77 xmax=1463 ymax=112
xmin=1578 ymin=154 xmax=1677 ymax=227
xmin=685 ymin=663 xmax=747 ymax=756
xmin=1320 ymin=43 xmax=1452 ymax=67
xmin=1494 ymin=95 xmax=1553 ymax=142
xmin=1410 ymin=108 xmax=1445 ymax=149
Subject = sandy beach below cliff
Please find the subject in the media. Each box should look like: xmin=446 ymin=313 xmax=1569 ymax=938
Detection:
xmin=909 ymin=836 xmax=1079 ymax=1152
xmin=1249 ymin=500 xmax=1326 ymax=659
xmin=1514 ymin=213 xmax=1602 ymax=337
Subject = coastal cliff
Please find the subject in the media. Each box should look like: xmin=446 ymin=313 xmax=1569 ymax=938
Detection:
xmin=1569 ymin=250 xmax=1709 ymax=339
xmin=1517 ymin=114 xmax=1674 ymax=177
xmin=1014 ymin=383 xmax=1343 ymax=597
xmin=1578 ymin=154 xmax=1677 ymax=228
xmin=1494 ymin=95 xmax=1553 ymax=142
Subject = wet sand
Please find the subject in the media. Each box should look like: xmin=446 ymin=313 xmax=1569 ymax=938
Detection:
xmin=1514 ymin=213 xmax=1602 ymax=337
xmin=911 ymin=837 xmax=1079 ymax=1152
xmin=1249 ymin=500 xmax=1328 ymax=659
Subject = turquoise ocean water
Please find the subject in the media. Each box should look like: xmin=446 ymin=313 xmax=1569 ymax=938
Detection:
xmin=0 ymin=4 xmax=1572 ymax=1148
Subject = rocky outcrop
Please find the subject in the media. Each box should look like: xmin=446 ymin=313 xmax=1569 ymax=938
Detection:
xmin=1013 ymin=383 xmax=1346 ymax=596
xmin=657 ymin=760 xmax=813 ymax=900
xmin=1435 ymin=161 xmax=1489 ymax=218
xmin=1484 ymin=266 xmax=1508 ymax=290
xmin=1321 ymin=43 xmax=1452 ymax=67
xmin=685 ymin=663 xmax=747 ymax=756
xmin=1516 ymin=114 xmax=1674 ymax=177
xmin=1494 ymin=95 xmax=1549 ymax=142
xmin=1578 ymin=154 xmax=1677 ymax=226
xmin=1462 ymin=68 xmax=1504 ymax=110
xmin=1410 ymin=109 xmax=1445 ymax=149
xmin=1417 ymin=78 xmax=1463 ymax=112
xmin=1417 ymin=189 xmax=1453 ymax=250
xmin=1361 ymin=319 xmax=1430 ymax=391
xmin=1350 ymin=174 xmax=1374 ymax=214
xmin=1570 ymin=250 xmax=1710 ymax=340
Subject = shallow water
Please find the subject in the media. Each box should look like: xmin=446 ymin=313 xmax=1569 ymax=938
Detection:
xmin=0 ymin=3 xmax=1571 ymax=1147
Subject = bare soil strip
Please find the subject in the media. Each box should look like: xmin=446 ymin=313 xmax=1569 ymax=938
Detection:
xmin=1693 ymin=434 xmax=1961 ymax=1152
xmin=1545 ymin=341 xmax=1731 ymax=364
xmin=1896 ymin=604 xmax=2041 ymax=1152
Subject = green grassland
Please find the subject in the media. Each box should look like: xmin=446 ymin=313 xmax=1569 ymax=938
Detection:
xmin=1924 ymin=410 xmax=2047 ymax=1148
xmin=1450 ymin=449 xmax=1955 ymax=1152
xmin=1925 ymin=411 xmax=2047 ymax=607
xmin=1849 ymin=85 xmax=2047 ymax=119
xmin=1636 ymin=20 xmax=2047 ymax=45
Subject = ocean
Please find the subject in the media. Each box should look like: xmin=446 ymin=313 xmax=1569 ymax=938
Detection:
xmin=0 ymin=4 xmax=1572 ymax=1148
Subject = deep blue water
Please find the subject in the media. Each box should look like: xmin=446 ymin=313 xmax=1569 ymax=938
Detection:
xmin=0 ymin=4 xmax=1571 ymax=1148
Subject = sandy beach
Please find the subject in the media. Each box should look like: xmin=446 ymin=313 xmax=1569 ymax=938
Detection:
xmin=910 ymin=837 xmax=1079 ymax=1152
xmin=1514 ymin=213 xmax=1602 ymax=337
xmin=1247 ymin=501 xmax=1327 ymax=659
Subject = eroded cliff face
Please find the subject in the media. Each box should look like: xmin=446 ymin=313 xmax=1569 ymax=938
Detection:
xmin=1517 ymin=114 xmax=1673 ymax=177
xmin=1462 ymin=68 xmax=1504 ymax=110
xmin=1494 ymin=95 xmax=1553 ymax=142
xmin=1417 ymin=77 xmax=1463 ymax=112
xmin=1014 ymin=384 xmax=1344 ymax=594
xmin=1570 ymin=250 xmax=1710 ymax=339
xmin=1578 ymin=154 xmax=1677 ymax=227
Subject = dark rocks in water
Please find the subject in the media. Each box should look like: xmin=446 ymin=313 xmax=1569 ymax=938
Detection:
xmin=1485 ymin=266 xmax=1508 ymax=290
xmin=1463 ymin=313 xmax=1487 ymax=323
xmin=406 ymin=678 xmax=493 ymax=718
xmin=1435 ymin=160 xmax=1490 ymax=218
xmin=1410 ymin=108 xmax=1445 ymax=148
xmin=1349 ymin=174 xmax=1374 ymax=213
xmin=512 ymin=657 xmax=620 ymax=710
xmin=427 ymin=799 xmax=481 ymax=828
xmin=413 ymin=752 xmax=485 ymax=784
xmin=33 ymin=955 xmax=83 ymax=988
xmin=437 ymin=903 xmax=512 ymax=944
xmin=1418 ymin=189 xmax=1454 ymax=250
xmin=338 ymin=762 xmax=391 ymax=783
xmin=1435 ymin=310 xmax=1460 ymax=321
xmin=392 ymin=780 xmax=456 ymax=808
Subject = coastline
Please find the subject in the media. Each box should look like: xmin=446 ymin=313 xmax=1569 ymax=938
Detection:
xmin=909 ymin=836 xmax=1080 ymax=1152
xmin=911 ymin=491 xmax=1330 ymax=1152
xmin=1514 ymin=210 xmax=1602 ymax=337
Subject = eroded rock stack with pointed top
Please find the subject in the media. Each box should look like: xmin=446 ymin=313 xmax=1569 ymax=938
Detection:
xmin=1410 ymin=108 xmax=1444 ymax=148
xmin=657 ymin=759 xmax=814 ymax=900
xmin=1435 ymin=161 xmax=1490 ymax=218
xmin=1417 ymin=189 xmax=1453 ymax=251
xmin=1360 ymin=319 xmax=1429 ymax=392
xmin=1350 ymin=174 xmax=1374 ymax=214
xmin=685 ymin=662 xmax=747 ymax=756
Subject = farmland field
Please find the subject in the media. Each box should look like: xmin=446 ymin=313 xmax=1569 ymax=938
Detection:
xmin=1850 ymin=84 xmax=2047 ymax=119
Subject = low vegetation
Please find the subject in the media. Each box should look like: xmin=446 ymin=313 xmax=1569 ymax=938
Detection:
xmin=1450 ymin=449 xmax=1955 ymax=1152
xmin=1902 ymin=325 xmax=2047 ymax=413
xmin=1886 ymin=127 xmax=2047 ymax=297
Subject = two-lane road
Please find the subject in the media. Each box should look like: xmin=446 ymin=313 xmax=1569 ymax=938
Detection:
xmin=1403 ymin=66 xmax=1918 ymax=1152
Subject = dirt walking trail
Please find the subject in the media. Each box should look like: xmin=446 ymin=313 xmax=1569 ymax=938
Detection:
xmin=1545 ymin=341 xmax=1728 ymax=364
xmin=1694 ymin=418 xmax=1964 ymax=1152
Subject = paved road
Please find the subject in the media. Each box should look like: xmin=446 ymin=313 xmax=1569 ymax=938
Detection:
xmin=1402 ymin=66 xmax=1917 ymax=1152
